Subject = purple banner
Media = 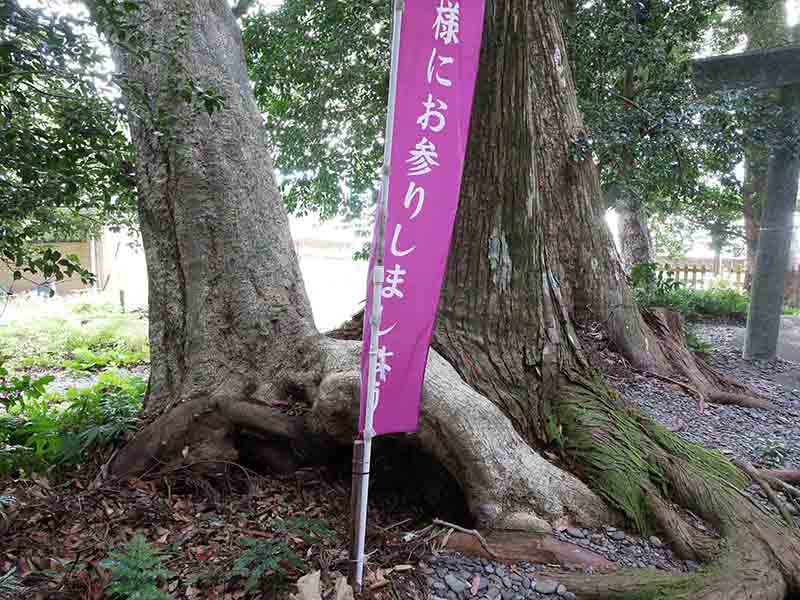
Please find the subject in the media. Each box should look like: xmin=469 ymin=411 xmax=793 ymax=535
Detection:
xmin=360 ymin=0 xmax=485 ymax=436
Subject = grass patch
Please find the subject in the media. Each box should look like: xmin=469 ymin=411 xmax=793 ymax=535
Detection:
xmin=0 ymin=369 xmax=145 ymax=475
xmin=0 ymin=312 xmax=149 ymax=372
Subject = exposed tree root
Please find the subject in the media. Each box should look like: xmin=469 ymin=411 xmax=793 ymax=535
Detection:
xmin=642 ymin=308 xmax=770 ymax=410
xmin=443 ymin=530 xmax=616 ymax=570
xmin=736 ymin=460 xmax=797 ymax=528
xmin=107 ymin=392 xmax=321 ymax=479
xmin=765 ymin=477 xmax=800 ymax=500
xmin=551 ymin=374 xmax=800 ymax=599
xmin=645 ymin=490 xmax=719 ymax=562
xmin=310 ymin=339 xmax=618 ymax=532
xmin=761 ymin=469 xmax=800 ymax=483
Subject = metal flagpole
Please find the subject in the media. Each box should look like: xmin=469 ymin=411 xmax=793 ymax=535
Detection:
xmin=350 ymin=0 xmax=404 ymax=592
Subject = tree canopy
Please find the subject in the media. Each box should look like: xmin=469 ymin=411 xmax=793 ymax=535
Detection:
xmin=242 ymin=0 xmax=794 ymax=265
xmin=1 ymin=0 xmax=136 ymax=286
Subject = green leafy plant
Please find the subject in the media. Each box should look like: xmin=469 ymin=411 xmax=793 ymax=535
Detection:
xmin=101 ymin=534 xmax=174 ymax=600
xmin=0 ymin=371 xmax=145 ymax=474
xmin=0 ymin=313 xmax=149 ymax=371
xmin=685 ymin=328 xmax=712 ymax=355
xmin=228 ymin=516 xmax=329 ymax=592
xmin=628 ymin=265 xmax=752 ymax=319
xmin=628 ymin=262 xmax=684 ymax=307
xmin=755 ymin=440 xmax=787 ymax=469
xmin=269 ymin=516 xmax=333 ymax=542
xmin=0 ymin=364 xmax=53 ymax=410
xmin=231 ymin=538 xmax=304 ymax=592
xmin=61 ymin=346 xmax=149 ymax=373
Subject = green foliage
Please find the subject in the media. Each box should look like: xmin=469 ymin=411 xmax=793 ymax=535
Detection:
xmin=628 ymin=263 xmax=750 ymax=318
xmin=243 ymin=2 xmax=389 ymax=219
xmin=101 ymin=534 xmax=174 ymax=600
xmin=269 ymin=515 xmax=333 ymax=542
xmin=0 ymin=0 xmax=137 ymax=285
xmin=0 ymin=313 xmax=149 ymax=371
xmin=230 ymin=517 xmax=330 ymax=592
xmin=60 ymin=346 xmax=149 ymax=373
xmin=0 ymin=370 xmax=145 ymax=474
xmin=628 ymin=262 xmax=684 ymax=306
xmin=650 ymin=214 xmax=696 ymax=260
xmin=1 ymin=0 xmax=229 ymax=288
xmin=754 ymin=439 xmax=787 ymax=468
xmin=0 ymin=365 xmax=53 ymax=408
xmin=232 ymin=538 xmax=304 ymax=592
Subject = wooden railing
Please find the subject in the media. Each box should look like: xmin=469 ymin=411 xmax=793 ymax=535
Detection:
xmin=659 ymin=258 xmax=800 ymax=308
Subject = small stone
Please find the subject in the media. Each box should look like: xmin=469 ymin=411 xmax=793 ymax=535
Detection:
xmin=485 ymin=565 xmax=495 ymax=574
xmin=445 ymin=574 xmax=466 ymax=594
xmin=496 ymin=567 xmax=507 ymax=578
xmin=556 ymin=584 xmax=567 ymax=595
xmin=501 ymin=590 xmax=515 ymax=600
xmin=566 ymin=527 xmax=585 ymax=539
xmin=533 ymin=580 xmax=559 ymax=594
xmin=562 ymin=593 xmax=577 ymax=600
xmin=487 ymin=585 xmax=502 ymax=600
xmin=502 ymin=577 xmax=512 ymax=588
xmin=589 ymin=533 xmax=604 ymax=544
xmin=610 ymin=530 xmax=626 ymax=541
xmin=648 ymin=536 xmax=663 ymax=547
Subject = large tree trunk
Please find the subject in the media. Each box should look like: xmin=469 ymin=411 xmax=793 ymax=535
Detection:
xmin=104 ymin=0 xmax=800 ymax=597
xmin=617 ymin=200 xmax=655 ymax=269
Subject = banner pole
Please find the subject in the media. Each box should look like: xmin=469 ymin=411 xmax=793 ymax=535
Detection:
xmin=350 ymin=0 xmax=404 ymax=593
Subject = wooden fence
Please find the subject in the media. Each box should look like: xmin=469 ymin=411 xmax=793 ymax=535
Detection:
xmin=661 ymin=259 xmax=800 ymax=308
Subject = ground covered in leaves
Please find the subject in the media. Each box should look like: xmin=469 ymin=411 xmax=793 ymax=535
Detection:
xmin=1 ymin=464 xmax=438 ymax=599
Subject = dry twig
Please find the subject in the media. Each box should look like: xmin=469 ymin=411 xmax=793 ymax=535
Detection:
xmin=432 ymin=518 xmax=498 ymax=558
xmin=736 ymin=460 xmax=797 ymax=528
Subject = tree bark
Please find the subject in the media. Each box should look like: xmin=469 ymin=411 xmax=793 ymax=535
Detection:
xmin=104 ymin=0 xmax=800 ymax=596
xmin=617 ymin=200 xmax=655 ymax=269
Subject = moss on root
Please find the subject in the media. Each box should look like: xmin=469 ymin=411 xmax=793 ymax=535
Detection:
xmin=550 ymin=371 xmax=747 ymax=533
xmin=547 ymin=372 xmax=800 ymax=599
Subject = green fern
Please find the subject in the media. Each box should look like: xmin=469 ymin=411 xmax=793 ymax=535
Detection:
xmin=269 ymin=516 xmax=332 ymax=542
xmin=101 ymin=534 xmax=174 ymax=600
xmin=231 ymin=538 xmax=304 ymax=592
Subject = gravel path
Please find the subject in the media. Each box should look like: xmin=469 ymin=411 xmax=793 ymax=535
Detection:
xmin=621 ymin=323 xmax=800 ymax=470
xmin=39 ymin=365 xmax=149 ymax=393
xmin=425 ymin=322 xmax=800 ymax=599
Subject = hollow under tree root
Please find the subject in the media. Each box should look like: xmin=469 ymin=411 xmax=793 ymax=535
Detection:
xmin=550 ymin=374 xmax=800 ymax=599
xmin=310 ymin=339 xmax=619 ymax=532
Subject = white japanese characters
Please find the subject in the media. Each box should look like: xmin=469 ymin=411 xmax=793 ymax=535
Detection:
xmin=417 ymin=94 xmax=448 ymax=132
xmin=406 ymin=137 xmax=440 ymax=176
xmin=383 ymin=264 xmax=408 ymax=299
xmin=433 ymin=0 xmax=460 ymax=45
xmin=373 ymin=0 xmax=463 ymax=397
